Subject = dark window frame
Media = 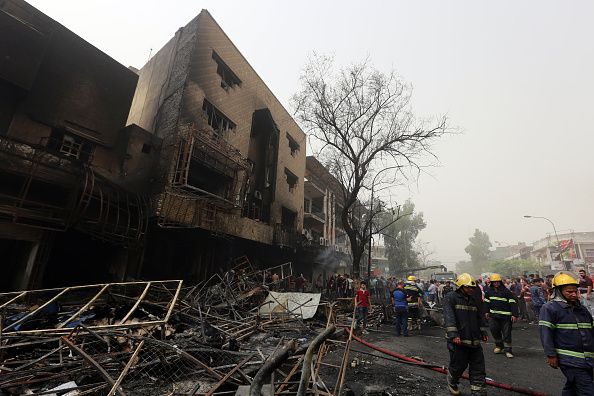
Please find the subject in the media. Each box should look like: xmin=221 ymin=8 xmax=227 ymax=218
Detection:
xmin=212 ymin=51 xmax=242 ymax=90
xmin=202 ymin=100 xmax=237 ymax=134
xmin=47 ymin=129 xmax=95 ymax=163
xmin=286 ymin=133 xmax=300 ymax=157
xmin=284 ymin=168 xmax=298 ymax=193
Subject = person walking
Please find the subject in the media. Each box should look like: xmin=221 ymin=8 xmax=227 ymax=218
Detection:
xmin=391 ymin=280 xmax=409 ymax=337
xmin=355 ymin=281 xmax=372 ymax=334
xmin=484 ymin=273 xmax=519 ymax=358
xmin=404 ymin=275 xmax=423 ymax=331
xmin=521 ymin=279 xmax=535 ymax=323
xmin=530 ymin=278 xmax=546 ymax=321
xmin=443 ymin=273 xmax=489 ymax=396
xmin=539 ymin=272 xmax=594 ymax=395
xmin=427 ymin=279 xmax=438 ymax=305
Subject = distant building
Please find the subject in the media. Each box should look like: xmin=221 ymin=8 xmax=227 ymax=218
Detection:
xmin=530 ymin=232 xmax=594 ymax=272
xmin=490 ymin=242 xmax=533 ymax=261
xmin=299 ymin=156 xmax=351 ymax=281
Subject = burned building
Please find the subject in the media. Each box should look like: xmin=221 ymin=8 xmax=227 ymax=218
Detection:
xmin=298 ymin=156 xmax=351 ymax=281
xmin=127 ymin=10 xmax=307 ymax=281
xmin=0 ymin=0 xmax=158 ymax=291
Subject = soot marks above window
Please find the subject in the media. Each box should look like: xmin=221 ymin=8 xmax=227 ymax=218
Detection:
xmin=212 ymin=51 xmax=241 ymax=90
xmin=202 ymin=100 xmax=236 ymax=134
xmin=48 ymin=129 xmax=95 ymax=163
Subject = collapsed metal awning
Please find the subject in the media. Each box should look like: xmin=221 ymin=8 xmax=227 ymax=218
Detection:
xmin=0 ymin=280 xmax=182 ymax=335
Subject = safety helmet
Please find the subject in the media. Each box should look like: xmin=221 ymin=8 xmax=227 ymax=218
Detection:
xmin=407 ymin=275 xmax=416 ymax=282
xmin=489 ymin=273 xmax=502 ymax=282
xmin=552 ymin=272 xmax=579 ymax=288
xmin=455 ymin=273 xmax=476 ymax=288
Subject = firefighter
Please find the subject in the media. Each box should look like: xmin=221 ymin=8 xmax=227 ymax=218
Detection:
xmin=443 ymin=273 xmax=489 ymax=395
xmin=484 ymin=273 xmax=519 ymax=358
xmin=404 ymin=275 xmax=423 ymax=331
xmin=539 ymin=272 xmax=594 ymax=395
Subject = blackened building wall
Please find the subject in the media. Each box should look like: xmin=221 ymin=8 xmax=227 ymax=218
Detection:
xmin=0 ymin=0 xmax=155 ymax=290
xmin=127 ymin=10 xmax=307 ymax=280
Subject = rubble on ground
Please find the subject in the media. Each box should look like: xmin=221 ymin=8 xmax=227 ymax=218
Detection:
xmin=0 ymin=257 xmax=357 ymax=395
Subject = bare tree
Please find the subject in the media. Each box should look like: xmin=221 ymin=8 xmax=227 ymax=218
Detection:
xmin=293 ymin=55 xmax=448 ymax=277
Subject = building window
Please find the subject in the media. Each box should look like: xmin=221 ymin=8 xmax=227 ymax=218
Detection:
xmin=141 ymin=143 xmax=152 ymax=154
xmin=286 ymin=133 xmax=300 ymax=157
xmin=48 ymin=129 xmax=94 ymax=163
xmin=284 ymin=168 xmax=298 ymax=193
xmin=212 ymin=51 xmax=242 ymax=90
xmin=202 ymin=100 xmax=236 ymax=134
xmin=59 ymin=135 xmax=82 ymax=158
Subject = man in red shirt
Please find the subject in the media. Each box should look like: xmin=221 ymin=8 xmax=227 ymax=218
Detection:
xmin=355 ymin=281 xmax=372 ymax=334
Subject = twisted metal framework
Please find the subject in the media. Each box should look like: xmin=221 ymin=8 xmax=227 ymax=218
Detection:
xmin=156 ymin=124 xmax=250 ymax=229
xmin=0 ymin=134 xmax=147 ymax=245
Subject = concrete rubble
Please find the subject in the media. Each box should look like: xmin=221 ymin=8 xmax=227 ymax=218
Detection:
xmin=0 ymin=258 xmax=357 ymax=396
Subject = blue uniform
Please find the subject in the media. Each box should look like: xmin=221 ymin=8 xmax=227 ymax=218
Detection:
xmin=393 ymin=289 xmax=408 ymax=336
xmin=393 ymin=289 xmax=408 ymax=309
xmin=539 ymin=299 xmax=594 ymax=395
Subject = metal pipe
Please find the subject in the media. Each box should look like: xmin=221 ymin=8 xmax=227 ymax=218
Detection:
xmin=249 ymin=340 xmax=297 ymax=396
xmin=296 ymin=325 xmax=336 ymax=396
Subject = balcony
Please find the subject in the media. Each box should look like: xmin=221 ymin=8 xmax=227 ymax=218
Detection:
xmin=304 ymin=210 xmax=325 ymax=225
xmin=304 ymin=198 xmax=325 ymax=226
xmin=304 ymin=178 xmax=325 ymax=199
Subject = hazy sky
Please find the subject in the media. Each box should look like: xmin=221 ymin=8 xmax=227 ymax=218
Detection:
xmin=27 ymin=0 xmax=594 ymax=268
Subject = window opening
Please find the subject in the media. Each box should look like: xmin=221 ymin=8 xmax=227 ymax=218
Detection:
xmin=212 ymin=51 xmax=242 ymax=90
xmin=284 ymin=168 xmax=298 ymax=193
xmin=48 ymin=129 xmax=94 ymax=163
xmin=287 ymin=133 xmax=300 ymax=157
xmin=202 ymin=100 xmax=236 ymax=134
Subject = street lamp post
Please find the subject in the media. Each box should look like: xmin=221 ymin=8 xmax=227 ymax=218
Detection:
xmin=523 ymin=215 xmax=563 ymax=267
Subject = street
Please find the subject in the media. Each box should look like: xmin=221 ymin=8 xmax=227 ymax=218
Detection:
xmin=342 ymin=321 xmax=566 ymax=396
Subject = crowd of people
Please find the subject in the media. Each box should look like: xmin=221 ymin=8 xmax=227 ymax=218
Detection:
xmin=261 ymin=268 xmax=593 ymax=394
xmin=348 ymin=269 xmax=593 ymax=395
xmin=441 ymin=271 xmax=593 ymax=395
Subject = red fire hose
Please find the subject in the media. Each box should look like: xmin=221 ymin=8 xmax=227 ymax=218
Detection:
xmin=348 ymin=330 xmax=548 ymax=396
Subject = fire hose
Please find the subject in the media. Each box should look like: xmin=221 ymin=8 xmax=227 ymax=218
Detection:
xmin=347 ymin=329 xmax=548 ymax=396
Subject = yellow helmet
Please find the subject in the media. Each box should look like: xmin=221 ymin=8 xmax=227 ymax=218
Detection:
xmin=407 ymin=275 xmax=417 ymax=282
xmin=455 ymin=273 xmax=476 ymax=288
xmin=552 ymin=272 xmax=579 ymax=288
xmin=490 ymin=273 xmax=502 ymax=282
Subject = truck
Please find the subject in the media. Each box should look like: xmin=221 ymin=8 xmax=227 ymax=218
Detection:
xmin=431 ymin=271 xmax=457 ymax=282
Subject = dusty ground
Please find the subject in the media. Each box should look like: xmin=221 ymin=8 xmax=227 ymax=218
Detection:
xmin=331 ymin=321 xmax=566 ymax=396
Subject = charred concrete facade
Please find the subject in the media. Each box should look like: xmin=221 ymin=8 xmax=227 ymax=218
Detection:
xmin=127 ymin=10 xmax=306 ymax=280
xmin=0 ymin=0 xmax=158 ymax=291
xmin=296 ymin=156 xmax=351 ymax=282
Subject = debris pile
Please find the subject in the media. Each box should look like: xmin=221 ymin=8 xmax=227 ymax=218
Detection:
xmin=0 ymin=258 xmax=356 ymax=395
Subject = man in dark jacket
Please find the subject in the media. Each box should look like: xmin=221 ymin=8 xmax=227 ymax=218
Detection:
xmin=484 ymin=273 xmax=519 ymax=358
xmin=539 ymin=272 xmax=594 ymax=396
xmin=443 ymin=273 xmax=489 ymax=396
xmin=530 ymin=278 xmax=546 ymax=321
xmin=404 ymin=275 xmax=423 ymax=331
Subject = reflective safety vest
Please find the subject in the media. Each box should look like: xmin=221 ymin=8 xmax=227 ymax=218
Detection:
xmin=539 ymin=300 xmax=594 ymax=369
xmin=484 ymin=285 xmax=519 ymax=319
xmin=443 ymin=289 xmax=488 ymax=347
xmin=404 ymin=284 xmax=422 ymax=308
